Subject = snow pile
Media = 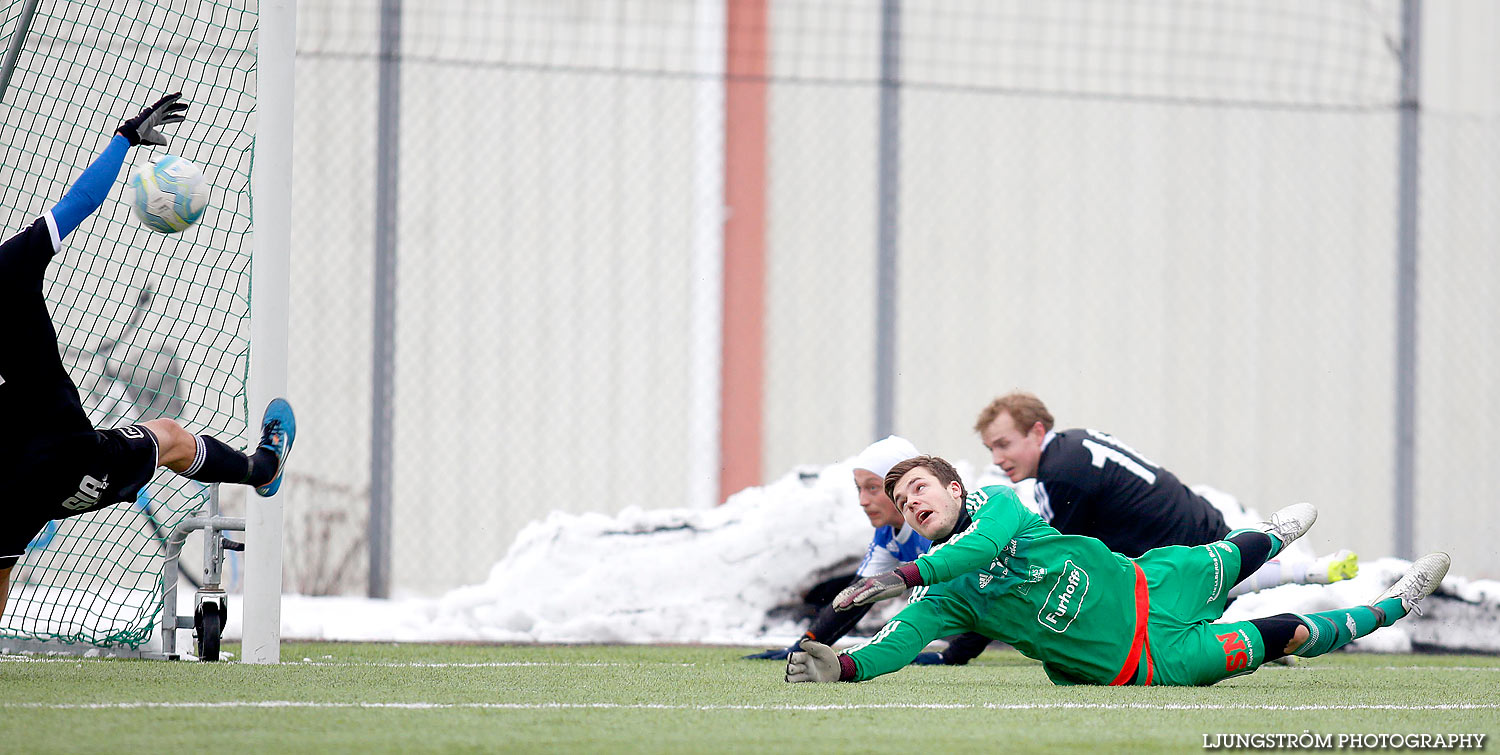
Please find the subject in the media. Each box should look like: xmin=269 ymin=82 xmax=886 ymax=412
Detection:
xmin=268 ymin=466 xmax=1500 ymax=654
xmin=426 ymin=462 xmax=871 ymax=643
xmin=275 ymin=460 xmax=876 ymax=644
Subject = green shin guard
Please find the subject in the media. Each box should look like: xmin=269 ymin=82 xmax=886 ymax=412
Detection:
xmin=1292 ymin=606 xmax=1388 ymax=658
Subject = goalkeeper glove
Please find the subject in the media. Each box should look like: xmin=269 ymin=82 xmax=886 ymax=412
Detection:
xmin=833 ymin=563 xmax=921 ymax=610
xmin=118 ymin=93 xmax=188 ymax=147
xmin=785 ymin=639 xmax=842 ymax=683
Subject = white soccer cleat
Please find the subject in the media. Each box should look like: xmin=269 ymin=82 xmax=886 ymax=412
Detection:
xmin=1307 ymin=549 xmax=1359 ymax=584
xmin=1369 ymin=552 xmax=1450 ymax=617
xmin=1256 ymin=502 xmax=1317 ymax=550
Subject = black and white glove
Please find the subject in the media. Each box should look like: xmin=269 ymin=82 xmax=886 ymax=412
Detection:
xmin=785 ymin=639 xmax=841 ymax=683
xmin=117 ymin=93 xmax=188 ymax=147
xmin=833 ymin=563 xmax=921 ymax=610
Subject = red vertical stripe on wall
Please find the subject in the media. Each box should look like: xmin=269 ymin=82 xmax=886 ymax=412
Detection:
xmin=720 ymin=0 xmax=768 ymax=503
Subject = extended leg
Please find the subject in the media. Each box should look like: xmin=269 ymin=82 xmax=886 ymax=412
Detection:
xmin=1285 ymin=605 xmax=1388 ymax=658
xmin=1159 ymin=615 xmax=1311 ymax=686
xmin=1227 ymin=550 xmax=1360 ymax=598
xmin=1225 ymin=503 xmax=1318 ymax=589
xmin=0 ymin=565 xmax=11 ymax=622
xmin=144 ymin=419 xmax=275 ymax=483
xmin=140 ymin=398 xmax=296 ymax=496
xmin=1289 ymin=552 xmax=1450 ymax=657
xmin=1249 ymin=614 xmax=1308 ymax=661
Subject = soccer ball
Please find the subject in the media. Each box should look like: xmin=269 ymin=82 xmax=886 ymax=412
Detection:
xmin=128 ymin=154 xmax=210 ymax=233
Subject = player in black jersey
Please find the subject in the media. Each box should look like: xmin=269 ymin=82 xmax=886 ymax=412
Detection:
xmin=0 ymin=94 xmax=297 ymax=620
xmin=974 ymin=392 xmax=1356 ymax=595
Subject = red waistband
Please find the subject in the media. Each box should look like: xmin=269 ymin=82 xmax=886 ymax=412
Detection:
xmin=1108 ymin=561 xmax=1153 ymax=686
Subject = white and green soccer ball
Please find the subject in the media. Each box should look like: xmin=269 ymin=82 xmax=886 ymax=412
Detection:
xmin=128 ymin=154 xmax=210 ymax=233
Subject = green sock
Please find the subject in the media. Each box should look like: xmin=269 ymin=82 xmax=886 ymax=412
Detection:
xmin=1374 ymin=597 xmax=1405 ymax=627
xmin=1292 ymin=606 xmax=1387 ymax=658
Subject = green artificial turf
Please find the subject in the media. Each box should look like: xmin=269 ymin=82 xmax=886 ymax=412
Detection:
xmin=2 ymin=643 xmax=1495 ymax=753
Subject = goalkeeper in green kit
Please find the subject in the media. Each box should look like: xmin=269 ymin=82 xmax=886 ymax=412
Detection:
xmin=786 ymin=455 xmax=1450 ymax=686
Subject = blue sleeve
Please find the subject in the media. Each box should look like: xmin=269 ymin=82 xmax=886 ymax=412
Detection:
xmin=51 ymin=134 xmax=130 ymax=240
xmin=857 ymin=528 xmax=898 ymax=577
xmin=900 ymin=530 xmax=933 ymax=560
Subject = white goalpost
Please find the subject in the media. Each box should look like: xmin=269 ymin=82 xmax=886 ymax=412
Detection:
xmin=244 ymin=0 xmax=296 ymax=666
xmin=0 ymin=0 xmax=293 ymax=661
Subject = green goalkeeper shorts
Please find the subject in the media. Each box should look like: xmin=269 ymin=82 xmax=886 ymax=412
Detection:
xmin=1147 ymin=619 xmax=1269 ymax=686
xmin=1132 ymin=540 xmax=1267 ymax=686
xmin=1138 ymin=539 xmax=1242 ymax=625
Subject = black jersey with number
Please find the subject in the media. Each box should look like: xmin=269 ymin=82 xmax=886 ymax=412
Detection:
xmin=0 ymin=216 xmax=160 ymax=569
xmin=0 ymin=218 xmax=94 ymax=447
xmin=1034 ymin=429 xmax=1229 ymax=558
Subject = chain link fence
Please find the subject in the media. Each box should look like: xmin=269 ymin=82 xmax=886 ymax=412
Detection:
xmin=286 ymin=0 xmax=1500 ymax=597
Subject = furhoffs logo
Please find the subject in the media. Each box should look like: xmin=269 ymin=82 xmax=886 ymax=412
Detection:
xmin=1037 ymin=559 xmax=1090 ymax=633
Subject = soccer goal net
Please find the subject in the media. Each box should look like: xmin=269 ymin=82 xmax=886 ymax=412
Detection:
xmin=0 ymin=0 xmax=259 ymax=651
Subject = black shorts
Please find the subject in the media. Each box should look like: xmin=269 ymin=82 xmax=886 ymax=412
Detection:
xmin=0 ymin=424 xmax=160 ymax=569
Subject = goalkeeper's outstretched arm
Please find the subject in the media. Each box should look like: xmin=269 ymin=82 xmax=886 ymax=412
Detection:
xmin=49 ymin=93 xmax=187 ymax=241
xmin=788 ymin=598 xmax=956 ymax=683
xmin=49 ymin=136 xmax=128 ymax=241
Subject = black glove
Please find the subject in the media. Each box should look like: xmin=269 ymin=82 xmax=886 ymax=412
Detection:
xmin=910 ymin=652 xmax=945 ymax=665
xmin=742 ymin=644 xmax=797 ymax=661
xmin=117 ymin=93 xmax=188 ymax=147
xmin=785 ymin=639 xmax=841 ymax=683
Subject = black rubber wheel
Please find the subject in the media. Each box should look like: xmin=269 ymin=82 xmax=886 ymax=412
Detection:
xmin=196 ymin=606 xmax=222 ymax=662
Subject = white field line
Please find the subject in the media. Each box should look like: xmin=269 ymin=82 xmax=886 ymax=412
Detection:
xmin=1278 ymin=666 xmax=1500 ymax=673
xmin=286 ymin=661 xmax=700 ymax=668
xmin=4 ymin=701 xmax=1499 ymax=712
xmin=1 ymin=654 xmax=1494 ymax=673
xmin=3 ymin=655 xmax=1495 ymax=675
xmin=0 ymin=657 xmax=695 ymax=668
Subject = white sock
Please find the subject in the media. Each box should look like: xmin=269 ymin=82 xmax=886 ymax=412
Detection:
xmin=1229 ymin=552 xmax=1358 ymax=597
xmin=1228 ymin=559 xmax=1289 ymax=598
xmin=183 ymin=435 xmax=208 ymax=477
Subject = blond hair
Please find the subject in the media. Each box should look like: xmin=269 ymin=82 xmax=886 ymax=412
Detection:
xmin=974 ymin=391 xmax=1054 ymax=435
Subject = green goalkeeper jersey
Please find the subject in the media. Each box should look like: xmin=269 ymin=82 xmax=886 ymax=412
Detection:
xmin=845 ymin=485 xmax=1141 ymax=684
